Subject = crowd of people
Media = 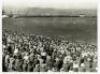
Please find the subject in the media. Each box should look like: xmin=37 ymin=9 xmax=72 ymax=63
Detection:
xmin=2 ymin=29 xmax=97 ymax=72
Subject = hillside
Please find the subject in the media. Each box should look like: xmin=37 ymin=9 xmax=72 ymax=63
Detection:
xmin=3 ymin=7 xmax=97 ymax=16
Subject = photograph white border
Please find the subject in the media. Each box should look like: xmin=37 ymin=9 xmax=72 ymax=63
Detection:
xmin=0 ymin=0 xmax=99 ymax=74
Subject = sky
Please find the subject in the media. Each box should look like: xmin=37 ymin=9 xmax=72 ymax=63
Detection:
xmin=3 ymin=0 xmax=97 ymax=10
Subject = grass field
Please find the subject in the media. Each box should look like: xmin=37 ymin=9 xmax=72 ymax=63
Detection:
xmin=2 ymin=16 xmax=97 ymax=44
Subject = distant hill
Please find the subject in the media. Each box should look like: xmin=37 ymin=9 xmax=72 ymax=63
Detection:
xmin=3 ymin=7 xmax=97 ymax=16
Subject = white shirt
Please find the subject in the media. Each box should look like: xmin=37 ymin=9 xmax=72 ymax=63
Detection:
xmin=41 ymin=52 xmax=46 ymax=56
xmin=14 ymin=48 xmax=18 ymax=55
xmin=73 ymin=63 xmax=79 ymax=68
xmin=81 ymin=63 xmax=85 ymax=67
xmin=23 ymin=55 xmax=29 ymax=61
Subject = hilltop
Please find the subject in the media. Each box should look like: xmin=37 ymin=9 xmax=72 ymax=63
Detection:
xmin=3 ymin=7 xmax=97 ymax=16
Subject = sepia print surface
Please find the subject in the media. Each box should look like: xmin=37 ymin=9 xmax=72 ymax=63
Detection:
xmin=2 ymin=0 xmax=97 ymax=72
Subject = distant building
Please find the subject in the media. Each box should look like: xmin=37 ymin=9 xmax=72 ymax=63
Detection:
xmin=79 ymin=14 xmax=86 ymax=17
